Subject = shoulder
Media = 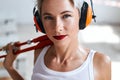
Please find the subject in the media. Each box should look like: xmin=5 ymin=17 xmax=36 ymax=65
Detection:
xmin=34 ymin=45 xmax=52 ymax=64
xmin=34 ymin=48 xmax=43 ymax=64
xmin=94 ymin=52 xmax=111 ymax=65
xmin=93 ymin=52 xmax=111 ymax=80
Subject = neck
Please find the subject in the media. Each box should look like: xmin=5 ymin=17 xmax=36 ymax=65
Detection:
xmin=53 ymin=38 xmax=80 ymax=63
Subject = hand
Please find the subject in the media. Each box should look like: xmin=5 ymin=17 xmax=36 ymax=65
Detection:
xmin=3 ymin=42 xmax=20 ymax=70
xmin=2 ymin=42 xmax=24 ymax=80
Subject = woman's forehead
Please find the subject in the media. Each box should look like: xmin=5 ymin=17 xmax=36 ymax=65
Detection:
xmin=41 ymin=0 xmax=75 ymax=14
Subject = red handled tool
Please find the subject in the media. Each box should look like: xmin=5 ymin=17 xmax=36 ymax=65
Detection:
xmin=0 ymin=35 xmax=53 ymax=58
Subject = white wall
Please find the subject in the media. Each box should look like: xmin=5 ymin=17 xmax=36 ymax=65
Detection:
xmin=94 ymin=4 xmax=120 ymax=24
xmin=0 ymin=0 xmax=120 ymax=24
xmin=0 ymin=0 xmax=34 ymax=24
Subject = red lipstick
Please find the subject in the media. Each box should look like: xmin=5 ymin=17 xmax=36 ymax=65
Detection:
xmin=53 ymin=35 xmax=67 ymax=40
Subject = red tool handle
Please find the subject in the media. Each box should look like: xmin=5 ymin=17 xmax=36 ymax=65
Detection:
xmin=0 ymin=35 xmax=53 ymax=58
xmin=14 ymin=35 xmax=49 ymax=47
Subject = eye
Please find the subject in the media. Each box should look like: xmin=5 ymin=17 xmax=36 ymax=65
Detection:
xmin=63 ymin=14 xmax=72 ymax=19
xmin=44 ymin=16 xmax=53 ymax=20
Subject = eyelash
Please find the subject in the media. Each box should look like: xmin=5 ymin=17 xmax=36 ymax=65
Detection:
xmin=44 ymin=16 xmax=53 ymax=20
xmin=63 ymin=14 xmax=72 ymax=19
xmin=44 ymin=14 xmax=72 ymax=20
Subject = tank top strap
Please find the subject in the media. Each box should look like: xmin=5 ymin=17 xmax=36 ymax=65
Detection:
xmin=34 ymin=45 xmax=50 ymax=70
xmin=88 ymin=50 xmax=96 ymax=80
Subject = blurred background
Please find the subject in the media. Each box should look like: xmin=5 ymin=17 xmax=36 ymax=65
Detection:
xmin=0 ymin=0 xmax=120 ymax=80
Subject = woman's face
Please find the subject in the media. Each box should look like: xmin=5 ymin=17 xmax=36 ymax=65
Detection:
xmin=41 ymin=0 xmax=80 ymax=45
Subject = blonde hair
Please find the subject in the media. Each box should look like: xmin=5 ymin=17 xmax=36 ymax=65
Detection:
xmin=36 ymin=0 xmax=83 ymax=15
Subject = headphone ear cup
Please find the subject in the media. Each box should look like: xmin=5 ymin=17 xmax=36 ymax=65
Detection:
xmin=79 ymin=2 xmax=92 ymax=29
xmin=33 ymin=10 xmax=46 ymax=33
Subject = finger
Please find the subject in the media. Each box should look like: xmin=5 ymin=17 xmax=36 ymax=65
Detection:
xmin=4 ymin=42 xmax=14 ymax=54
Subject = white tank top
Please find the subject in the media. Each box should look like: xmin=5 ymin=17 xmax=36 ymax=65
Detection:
xmin=32 ymin=46 xmax=96 ymax=80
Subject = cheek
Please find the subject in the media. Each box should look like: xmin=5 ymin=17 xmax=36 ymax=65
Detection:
xmin=43 ymin=24 xmax=52 ymax=39
xmin=42 ymin=21 xmax=52 ymax=33
xmin=66 ymin=18 xmax=79 ymax=34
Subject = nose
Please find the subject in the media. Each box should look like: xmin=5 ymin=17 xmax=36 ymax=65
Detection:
xmin=54 ymin=17 xmax=64 ymax=32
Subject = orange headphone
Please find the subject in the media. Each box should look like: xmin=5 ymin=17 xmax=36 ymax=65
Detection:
xmin=33 ymin=1 xmax=96 ymax=33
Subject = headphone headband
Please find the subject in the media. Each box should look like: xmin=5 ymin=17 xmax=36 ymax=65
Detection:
xmin=90 ymin=0 xmax=96 ymax=22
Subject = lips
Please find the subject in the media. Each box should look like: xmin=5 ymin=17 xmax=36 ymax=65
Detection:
xmin=53 ymin=35 xmax=67 ymax=40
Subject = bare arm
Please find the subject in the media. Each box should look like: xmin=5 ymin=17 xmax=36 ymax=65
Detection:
xmin=5 ymin=68 xmax=24 ymax=80
xmin=3 ymin=43 xmax=24 ymax=80
xmin=94 ymin=52 xmax=111 ymax=80
xmin=3 ymin=41 xmax=44 ymax=80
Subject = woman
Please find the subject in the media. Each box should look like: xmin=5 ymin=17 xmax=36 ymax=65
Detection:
xmin=3 ymin=0 xmax=111 ymax=80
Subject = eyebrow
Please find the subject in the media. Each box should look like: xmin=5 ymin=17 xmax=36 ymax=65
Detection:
xmin=61 ymin=11 xmax=72 ymax=14
xmin=43 ymin=11 xmax=72 ymax=16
